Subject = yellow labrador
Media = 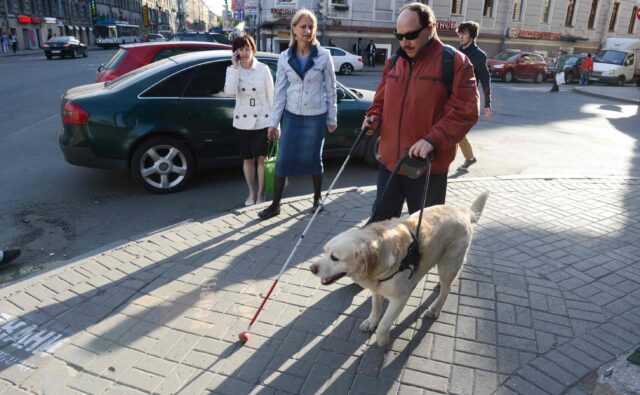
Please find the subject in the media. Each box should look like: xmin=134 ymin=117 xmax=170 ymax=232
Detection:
xmin=310 ymin=192 xmax=489 ymax=347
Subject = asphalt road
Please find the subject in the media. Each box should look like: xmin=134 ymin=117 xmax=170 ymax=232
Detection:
xmin=1 ymin=50 xmax=638 ymax=283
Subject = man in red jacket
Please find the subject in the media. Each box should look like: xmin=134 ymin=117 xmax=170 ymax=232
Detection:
xmin=362 ymin=2 xmax=479 ymax=221
xmin=579 ymin=53 xmax=594 ymax=86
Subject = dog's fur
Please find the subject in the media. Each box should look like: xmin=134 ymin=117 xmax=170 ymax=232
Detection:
xmin=310 ymin=191 xmax=489 ymax=347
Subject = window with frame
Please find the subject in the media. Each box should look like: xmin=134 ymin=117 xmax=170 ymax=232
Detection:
xmin=609 ymin=2 xmax=620 ymax=32
xmin=540 ymin=0 xmax=551 ymax=23
xmin=587 ymin=0 xmax=598 ymax=29
xmin=141 ymin=68 xmax=197 ymax=97
xmin=512 ymin=0 xmax=523 ymax=21
xmin=483 ymin=0 xmax=494 ymax=17
xmin=182 ymin=62 xmax=229 ymax=97
xmin=331 ymin=0 xmax=348 ymax=6
xmin=565 ymin=0 xmax=576 ymax=26
xmin=277 ymin=0 xmax=294 ymax=4
xmin=376 ymin=0 xmax=391 ymax=10
xmin=451 ymin=0 xmax=463 ymax=15
xmin=629 ymin=6 xmax=638 ymax=34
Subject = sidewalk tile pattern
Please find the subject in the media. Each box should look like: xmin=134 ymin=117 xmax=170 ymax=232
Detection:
xmin=0 ymin=178 xmax=639 ymax=394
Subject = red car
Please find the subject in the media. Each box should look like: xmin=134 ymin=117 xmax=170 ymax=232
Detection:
xmin=96 ymin=41 xmax=231 ymax=82
xmin=487 ymin=51 xmax=547 ymax=83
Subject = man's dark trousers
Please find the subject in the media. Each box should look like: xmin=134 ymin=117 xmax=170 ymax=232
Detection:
xmin=370 ymin=163 xmax=447 ymax=222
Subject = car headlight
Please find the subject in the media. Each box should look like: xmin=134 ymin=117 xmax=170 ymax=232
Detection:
xmin=604 ymin=70 xmax=614 ymax=75
xmin=493 ymin=64 xmax=504 ymax=69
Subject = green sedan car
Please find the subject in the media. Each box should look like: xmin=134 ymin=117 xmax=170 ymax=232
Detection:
xmin=59 ymin=50 xmax=377 ymax=193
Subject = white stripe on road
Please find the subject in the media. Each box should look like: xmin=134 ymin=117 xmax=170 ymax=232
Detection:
xmin=0 ymin=113 xmax=58 ymax=142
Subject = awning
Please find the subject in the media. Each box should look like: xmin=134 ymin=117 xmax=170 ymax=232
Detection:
xmin=81 ymin=26 xmax=86 ymax=31
xmin=74 ymin=26 xmax=79 ymax=30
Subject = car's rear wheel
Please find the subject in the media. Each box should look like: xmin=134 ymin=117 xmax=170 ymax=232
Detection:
xmin=502 ymin=70 xmax=513 ymax=83
xmin=71 ymin=49 xmax=77 ymax=58
xmin=340 ymin=63 xmax=354 ymax=75
xmin=565 ymin=71 xmax=574 ymax=84
xmin=533 ymin=72 xmax=544 ymax=83
xmin=132 ymin=137 xmax=195 ymax=194
xmin=83 ymin=48 xmax=88 ymax=57
xmin=46 ymin=55 xmax=52 ymax=60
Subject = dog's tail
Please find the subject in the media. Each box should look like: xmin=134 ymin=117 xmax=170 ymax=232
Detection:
xmin=469 ymin=191 xmax=490 ymax=224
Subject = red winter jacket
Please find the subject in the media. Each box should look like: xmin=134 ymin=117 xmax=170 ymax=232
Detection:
xmin=580 ymin=56 xmax=594 ymax=73
xmin=367 ymin=38 xmax=479 ymax=174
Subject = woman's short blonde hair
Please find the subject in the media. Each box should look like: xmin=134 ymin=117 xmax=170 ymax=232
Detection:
xmin=289 ymin=9 xmax=319 ymax=47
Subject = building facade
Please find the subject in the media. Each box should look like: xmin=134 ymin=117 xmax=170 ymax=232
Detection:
xmin=256 ymin=0 xmax=640 ymax=58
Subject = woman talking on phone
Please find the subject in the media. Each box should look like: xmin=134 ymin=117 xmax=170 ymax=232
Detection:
xmin=257 ymin=8 xmax=338 ymax=220
xmin=224 ymin=34 xmax=275 ymax=206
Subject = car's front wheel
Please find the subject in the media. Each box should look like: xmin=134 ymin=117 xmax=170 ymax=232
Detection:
xmin=71 ymin=49 xmax=77 ymax=58
xmin=502 ymin=70 xmax=514 ymax=83
xmin=565 ymin=71 xmax=574 ymax=84
xmin=340 ymin=63 xmax=354 ymax=75
xmin=131 ymin=137 xmax=195 ymax=194
xmin=83 ymin=48 xmax=88 ymax=57
xmin=616 ymin=75 xmax=625 ymax=86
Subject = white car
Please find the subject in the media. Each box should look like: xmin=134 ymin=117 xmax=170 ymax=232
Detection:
xmin=326 ymin=46 xmax=364 ymax=75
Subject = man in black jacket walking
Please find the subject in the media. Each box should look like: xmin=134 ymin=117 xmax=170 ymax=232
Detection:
xmin=456 ymin=21 xmax=491 ymax=170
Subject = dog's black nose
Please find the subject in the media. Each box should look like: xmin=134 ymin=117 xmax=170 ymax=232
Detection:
xmin=310 ymin=264 xmax=318 ymax=274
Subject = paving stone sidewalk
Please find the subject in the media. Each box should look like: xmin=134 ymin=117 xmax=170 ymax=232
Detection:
xmin=0 ymin=177 xmax=639 ymax=394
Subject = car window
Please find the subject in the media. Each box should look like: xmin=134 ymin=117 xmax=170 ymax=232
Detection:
xmin=103 ymin=48 xmax=128 ymax=71
xmin=330 ymin=48 xmax=345 ymax=56
xmin=182 ymin=62 xmax=230 ymax=97
xmin=520 ymin=55 xmax=530 ymax=62
xmin=141 ymin=67 xmax=198 ymax=97
xmin=106 ymin=58 xmax=176 ymax=90
xmin=151 ymin=48 xmax=180 ymax=62
xmin=625 ymin=53 xmax=634 ymax=66
xmin=534 ymin=55 xmax=544 ymax=62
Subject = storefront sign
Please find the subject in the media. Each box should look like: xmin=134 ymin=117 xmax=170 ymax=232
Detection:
xmin=271 ymin=8 xmax=295 ymax=17
xmin=277 ymin=31 xmax=289 ymax=39
xmin=436 ymin=20 xmax=457 ymax=31
xmin=44 ymin=17 xmax=57 ymax=24
xmin=18 ymin=15 xmax=32 ymax=24
xmin=31 ymin=16 xmax=44 ymax=24
xmin=90 ymin=0 xmax=97 ymax=19
xmin=143 ymin=4 xmax=149 ymax=27
xmin=245 ymin=0 xmax=257 ymax=16
xmin=508 ymin=28 xmax=561 ymax=40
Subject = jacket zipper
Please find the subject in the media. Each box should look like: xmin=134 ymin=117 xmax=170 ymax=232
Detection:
xmin=396 ymin=59 xmax=414 ymax=160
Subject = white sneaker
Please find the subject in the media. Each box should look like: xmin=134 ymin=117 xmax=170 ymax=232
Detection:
xmin=245 ymin=198 xmax=255 ymax=206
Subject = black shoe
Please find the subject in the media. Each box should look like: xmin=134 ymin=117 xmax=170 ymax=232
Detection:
xmin=457 ymin=158 xmax=477 ymax=171
xmin=0 ymin=249 xmax=21 ymax=266
xmin=312 ymin=199 xmax=324 ymax=213
xmin=258 ymin=204 xmax=280 ymax=220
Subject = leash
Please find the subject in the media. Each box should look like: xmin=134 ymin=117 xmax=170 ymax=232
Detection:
xmin=368 ymin=152 xmax=433 ymax=283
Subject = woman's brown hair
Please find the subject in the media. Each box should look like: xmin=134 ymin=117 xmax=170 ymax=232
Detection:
xmin=231 ymin=34 xmax=257 ymax=53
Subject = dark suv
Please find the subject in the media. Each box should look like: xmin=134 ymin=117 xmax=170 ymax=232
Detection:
xmin=170 ymin=32 xmax=229 ymax=45
xmin=557 ymin=54 xmax=587 ymax=84
xmin=487 ymin=51 xmax=547 ymax=83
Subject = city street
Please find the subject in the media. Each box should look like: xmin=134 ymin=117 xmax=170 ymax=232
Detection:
xmin=1 ymin=50 xmax=638 ymax=283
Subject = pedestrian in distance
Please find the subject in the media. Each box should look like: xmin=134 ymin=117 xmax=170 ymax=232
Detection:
xmin=0 ymin=249 xmax=21 ymax=267
xmin=363 ymin=2 xmax=479 ymax=222
xmin=353 ymin=37 xmax=362 ymax=56
xmin=456 ymin=20 xmax=492 ymax=171
xmin=258 ymin=8 xmax=338 ymax=220
xmin=579 ymin=53 xmax=593 ymax=86
xmin=10 ymin=34 xmax=17 ymax=53
xmin=366 ymin=39 xmax=377 ymax=67
xmin=328 ymin=38 xmax=335 ymax=47
xmin=223 ymin=34 xmax=274 ymax=207
xmin=1 ymin=32 xmax=9 ymax=53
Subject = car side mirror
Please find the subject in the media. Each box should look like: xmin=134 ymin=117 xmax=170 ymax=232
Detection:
xmin=337 ymin=88 xmax=346 ymax=103
xmin=97 ymin=64 xmax=104 ymax=72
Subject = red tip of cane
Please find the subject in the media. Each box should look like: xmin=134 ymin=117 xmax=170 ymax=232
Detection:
xmin=238 ymin=331 xmax=249 ymax=344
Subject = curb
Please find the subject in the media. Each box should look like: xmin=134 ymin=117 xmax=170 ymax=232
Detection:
xmin=572 ymin=87 xmax=640 ymax=105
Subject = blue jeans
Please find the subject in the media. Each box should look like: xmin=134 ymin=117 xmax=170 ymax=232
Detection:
xmin=579 ymin=70 xmax=590 ymax=85
xmin=370 ymin=164 xmax=448 ymax=222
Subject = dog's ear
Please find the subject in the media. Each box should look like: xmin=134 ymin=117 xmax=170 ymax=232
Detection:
xmin=356 ymin=239 xmax=380 ymax=276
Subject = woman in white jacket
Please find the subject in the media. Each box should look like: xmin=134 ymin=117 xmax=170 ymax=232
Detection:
xmin=257 ymin=9 xmax=338 ymax=220
xmin=224 ymin=34 xmax=275 ymax=206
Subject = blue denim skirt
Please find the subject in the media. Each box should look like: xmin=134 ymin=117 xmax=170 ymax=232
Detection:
xmin=276 ymin=110 xmax=327 ymax=177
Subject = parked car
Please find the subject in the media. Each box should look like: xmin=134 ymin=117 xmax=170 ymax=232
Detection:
xmin=95 ymin=41 xmax=230 ymax=82
xmin=61 ymin=51 xmax=376 ymax=193
xmin=170 ymin=32 xmax=230 ymax=45
xmin=557 ymin=54 xmax=587 ymax=84
xmin=43 ymin=36 xmax=88 ymax=59
xmin=145 ymin=33 xmax=166 ymax=42
xmin=592 ymin=38 xmax=640 ymax=86
xmin=487 ymin=51 xmax=547 ymax=83
xmin=326 ymin=46 xmax=364 ymax=75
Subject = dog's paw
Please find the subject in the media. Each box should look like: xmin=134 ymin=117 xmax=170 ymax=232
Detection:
xmin=360 ymin=318 xmax=378 ymax=332
xmin=423 ymin=308 xmax=440 ymax=320
xmin=375 ymin=330 xmax=390 ymax=348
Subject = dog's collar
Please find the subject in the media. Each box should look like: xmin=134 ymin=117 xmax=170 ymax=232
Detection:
xmin=377 ymin=265 xmax=415 ymax=283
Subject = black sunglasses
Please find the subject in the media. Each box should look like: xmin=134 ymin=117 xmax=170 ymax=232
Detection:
xmin=394 ymin=25 xmax=427 ymax=41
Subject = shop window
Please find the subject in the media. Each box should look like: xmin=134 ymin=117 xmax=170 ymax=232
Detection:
xmin=512 ymin=0 xmax=523 ymax=21
xmin=587 ymin=0 xmax=598 ymax=29
xmin=540 ymin=0 xmax=551 ymax=23
xmin=609 ymin=2 xmax=619 ymax=32
xmin=451 ymin=0 xmax=463 ymax=15
xmin=483 ymin=0 xmax=494 ymax=17
xmin=629 ymin=6 xmax=637 ymax=34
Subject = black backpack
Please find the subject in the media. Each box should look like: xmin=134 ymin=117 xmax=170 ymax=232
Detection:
xmin=388 ymin=44 xmax=456 ymax=97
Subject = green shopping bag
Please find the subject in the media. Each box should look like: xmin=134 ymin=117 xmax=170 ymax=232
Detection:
xmin=264 ymin=140 xmax=278 ymax=194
